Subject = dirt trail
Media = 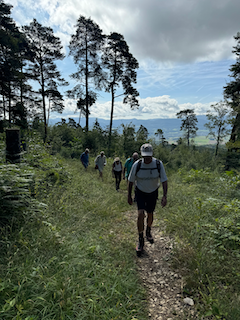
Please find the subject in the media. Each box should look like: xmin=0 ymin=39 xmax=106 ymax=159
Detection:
xmin=125 ymin=210 xmax=198 ymax=320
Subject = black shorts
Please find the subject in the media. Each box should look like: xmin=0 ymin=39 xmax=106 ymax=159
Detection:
xmin=114 ymin=171 xmax=122 ymax=179
xmin=136 ymin=187 xmax=158 ymax=213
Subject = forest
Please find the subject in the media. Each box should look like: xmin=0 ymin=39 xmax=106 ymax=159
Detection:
xmin=2 ymin=0 xmax=240 ymax=319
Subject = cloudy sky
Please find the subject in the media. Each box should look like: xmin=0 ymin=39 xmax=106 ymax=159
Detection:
xmin=7 ymin=0 xmax=240 ymax=120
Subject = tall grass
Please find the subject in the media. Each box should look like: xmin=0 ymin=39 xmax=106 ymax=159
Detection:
xmin=1 ymin=135 xmax=240 ymax=319
xmin=0 ymin=141 xmax=148 ymax=319
xmin=155 ymin=163 xmax=240 ymax=319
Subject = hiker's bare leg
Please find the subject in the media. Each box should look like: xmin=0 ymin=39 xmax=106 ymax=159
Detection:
xmin=146 ymin=212 xmax=154 ymax=243
xmin=137 ymin=209 xmax=145 ymax=233
xmin=147 ymin=212 xmax=153 ymax=228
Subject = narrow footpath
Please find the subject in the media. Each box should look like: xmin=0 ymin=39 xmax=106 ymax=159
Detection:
xmin=125 ymin=210 xmax=199 ymax=320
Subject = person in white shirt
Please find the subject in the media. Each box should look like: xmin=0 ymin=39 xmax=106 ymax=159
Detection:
xmin=112 ymin=157 xmax=123 ymax=191
xmin=95 ymin=151 xmax=106 ymax=179
xmin=128 ymin=143 xmax=168 ymax=256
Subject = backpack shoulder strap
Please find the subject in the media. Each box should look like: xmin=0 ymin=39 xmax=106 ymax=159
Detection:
xmin=136 ymin=159 xmax=142 ymax=174
xmin=156 ymin=159 xmax=161 ymax=176
xmin=136 ymin=159 xmax=161 ymax=176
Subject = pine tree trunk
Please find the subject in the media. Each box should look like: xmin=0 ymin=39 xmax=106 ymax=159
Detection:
xmin=108 ymin=85 xmax=115 ymax=153
xmin=40 ymin=62 xmax=47 ymax=143
xmin=85 ymin=40 xmax=89 ymax=132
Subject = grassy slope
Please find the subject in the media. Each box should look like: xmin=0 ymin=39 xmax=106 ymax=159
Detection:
xmin=0 ymin=157 xmax=148 ymax=320
xmin=2 ymin=143 xmax=240 ymax=320
xmin=158 ymin=168 xmax=240 ymax=319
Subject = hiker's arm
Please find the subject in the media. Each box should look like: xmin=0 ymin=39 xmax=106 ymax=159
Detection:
xmin=128 ymin=181 xmax=133 ymax=205
xmin=161 ymin=180 xmax=168 ymax=208
xmin=123 ymin=167 xmax=126 ymax=179
xmin=112 ymin=163 xmax=115 ymax=177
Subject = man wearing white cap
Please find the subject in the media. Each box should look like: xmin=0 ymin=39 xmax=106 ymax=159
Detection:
xmin=112 ymin=157 xmax=123 ymax=191
xmin=127 ymin=143 xmax=168 ymax=256
xmin=95 ymin=151 xmax=107 ymax=179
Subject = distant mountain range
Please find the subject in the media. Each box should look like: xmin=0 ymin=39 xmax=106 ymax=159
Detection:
xmin=49 ymin=115 xmax=212 ymax=142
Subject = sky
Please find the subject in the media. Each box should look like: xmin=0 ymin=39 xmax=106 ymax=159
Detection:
xmin=6 ymin=0 xmax=240 ymax=120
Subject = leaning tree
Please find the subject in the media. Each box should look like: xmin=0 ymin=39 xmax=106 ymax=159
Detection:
xmin=102 ymin=32 xmax=139 ymax=151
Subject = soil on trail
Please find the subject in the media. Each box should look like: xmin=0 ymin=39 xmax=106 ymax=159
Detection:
xmin=125 ymin=210 xmax=198 ymax=320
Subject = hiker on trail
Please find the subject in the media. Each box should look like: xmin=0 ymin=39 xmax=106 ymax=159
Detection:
xmin=112 ymin=157 xmax=123 ymax=191
xmin=123 ymin=152 xmax=139 ymax=181
xmin=95 ymin=151 xmax=107 ymax=179
xmin=127 ymin=143 xmax=168 ymax=256
xmin=80 ymin=148 xmax=89 ymax=169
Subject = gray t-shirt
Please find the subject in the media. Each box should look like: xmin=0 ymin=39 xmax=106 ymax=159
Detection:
xmin=128 ymin=157 xmax=167 ymax=193
xmin=95 ymin=155 xmax=106 ymax=172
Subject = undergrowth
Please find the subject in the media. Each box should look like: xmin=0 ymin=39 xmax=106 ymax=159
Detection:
xmin=0 ymin=138 xmax=147 ymax=319
xmin=157 ymin=166 xmax=240 ymax=319
xmin=1 ymin=134 xmax=240 ymax=319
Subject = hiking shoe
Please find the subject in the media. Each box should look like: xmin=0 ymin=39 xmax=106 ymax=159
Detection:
xmin=136 ymin=236 xmax=144 ymax=257
xmin=146 ymin=227 xmax=154 ymax=244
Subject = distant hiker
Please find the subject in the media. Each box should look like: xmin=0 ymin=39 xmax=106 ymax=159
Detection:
xmin=127 ymin=143 xmax=168 ymax=257
xmin=124 ymin=152 xmax=139 ymax=201
xmin=112 ymin=157 xmax=123 ymax=191
xmin=95 ymin=151 xmax=107 ymax=179
xmin=123 ymin=152 xmax=139 ymax=181
xmin=80 ymin=148 xmax=89 ymax=169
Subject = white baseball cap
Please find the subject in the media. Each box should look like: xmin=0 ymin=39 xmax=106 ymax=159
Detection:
xmin=140 ymin=143 xmax=153 ymax=156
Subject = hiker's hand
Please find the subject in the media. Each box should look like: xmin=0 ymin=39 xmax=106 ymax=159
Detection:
xmin=161 ymin=196 xmax=167 ymax=208
xmin=128 ymin=195 xmax=133 ymax=205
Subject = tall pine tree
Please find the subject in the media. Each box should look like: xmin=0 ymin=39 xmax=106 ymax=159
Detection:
xmin=224 ymin=32 xmax=240 ymax=149
xmin=22 ymin=19 xmax=67 ymax=142
xmin=68 ymin=16 xmax=105 ymax=131
xmin=0 ymin=0 xmax=31 ymax=125
xmin=176 ymin=109 xmax=198 ymax=146
xmin=102 ymin=32 xmax=139 ymax=151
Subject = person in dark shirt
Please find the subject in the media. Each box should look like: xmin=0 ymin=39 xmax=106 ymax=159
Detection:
xmin=80 ymin=148 xmax=89 ymax=169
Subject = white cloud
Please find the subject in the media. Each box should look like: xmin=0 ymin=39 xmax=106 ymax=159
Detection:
xmin=9 ymin=0 xmax=238 ymax=64
xmin=6 ymin=0 xmax=237 ymax=120
xmin=56 ymin=95 xmax=214 ymax=121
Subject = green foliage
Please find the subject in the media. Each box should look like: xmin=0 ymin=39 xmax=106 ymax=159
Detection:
xmin=0 ymin=164 xmax=35 ymax=226
xmin=204 ymin=101 xmax=231 ymax=156
xmin=157 ymin=165 xmax=240 ymax=319
xmin=136 ymin=125 xmax=148 ymax=146
xmin=2 ymin=130 xmax=240 ymax=319
xmin=22 ymin=18 xmax=67 ymax=142
xmin=179 ymin=168 xmax=213 ymax=183
xmin=68 ymin=16 xmax=105 ymax=131
xmin=0 ymin=134 xmax=69 ymax=229
xmin=176 ymin=109 xmax=198 ymax=146
xmin=102 ymin=32 xmax=139 ymax=142
xmin=0 ymin=140 xmax=148 ymax=319
xmin=121 ymin=123 xmax=138 ymax=157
